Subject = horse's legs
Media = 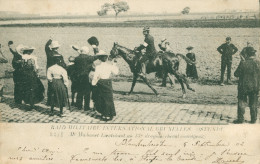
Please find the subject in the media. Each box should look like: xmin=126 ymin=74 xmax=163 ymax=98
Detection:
xmin=172 ymin=71 xmax=186 ymax=98
xmin=161 ymin=71 xmax=167 ymax=87
xmin=139 ymin=75 xmax=159 ymax=96
xmin=168 ymin=73 xmax=175 ymax=87
xmin=128 ymin=74 xmax=138 ymax=95
xmin=176 ymin=72 xmax=195 ymax=92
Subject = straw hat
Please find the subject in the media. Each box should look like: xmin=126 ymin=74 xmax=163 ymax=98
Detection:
xmin=96 ymin=50 xmax=108 ymax=56
xmin=49 ymin=41 xmax=61 ymax=49
xmin=22 ymin=46 xmax=36 ymax=51
xmin=78 ymin=46 xmax=90 ymax=55
xmin=16 ymin=44 xmax=25 ymax=55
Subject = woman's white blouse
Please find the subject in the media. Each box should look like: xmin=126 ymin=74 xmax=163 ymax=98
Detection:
xmin=92 ymin=62 xmax=119 ymax=85
xmin=47 ymin=64 xmax=69 ymax=88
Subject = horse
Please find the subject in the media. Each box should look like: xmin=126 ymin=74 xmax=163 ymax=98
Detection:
xmin=110 ymin=42 xmax=195 ymax=98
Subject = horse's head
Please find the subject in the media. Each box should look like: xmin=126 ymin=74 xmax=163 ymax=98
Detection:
xmin=109 ymin=42 xmax=120 ymax=60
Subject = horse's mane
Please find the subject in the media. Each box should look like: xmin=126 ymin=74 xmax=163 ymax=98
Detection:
xmin=116 ymin=44 xmax=134 ymax=54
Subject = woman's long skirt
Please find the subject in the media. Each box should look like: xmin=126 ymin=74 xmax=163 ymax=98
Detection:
xmin=186 ymin=64 xmax=198 ymax=79
xmin=94 ymin=79 xmax=116 ymax=117
xmin=21 ymin=70 xmax=44 ymax=105
xmin=50 ymin=79 xmax=68 ymax=108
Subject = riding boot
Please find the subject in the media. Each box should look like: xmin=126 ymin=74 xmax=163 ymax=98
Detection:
xmin=140 ymin=63 xmax=146 ymax=76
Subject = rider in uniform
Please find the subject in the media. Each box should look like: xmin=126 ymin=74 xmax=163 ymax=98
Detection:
xmin=135 ymin=27 xmax=157 ymax=76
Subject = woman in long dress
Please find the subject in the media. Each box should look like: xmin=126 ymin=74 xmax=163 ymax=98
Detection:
xmin=92 ymin=50 xmax=119 ymax=121
xmin=186 ymin=46 xmax=198 ymax=79
xmin=47 ymin=57 xmax=69 ymax=117
xmin=20 ymin=46 xmax=45 ymax=109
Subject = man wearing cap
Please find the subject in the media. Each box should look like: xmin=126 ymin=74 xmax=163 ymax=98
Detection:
xmin=233 ymin=46 xmax=260 ymax=124
xmin=135 ymin=27 xmax=157 ymax=76
xmin=73 ymin=46 xmax=99 ymax=110
xmin=8 ymin=41 xmax=24 ymax=104
xmin=217 ymin=37 xmax=238 ymax=85
xmin=45 ymin=38 xmax=66 ymax=105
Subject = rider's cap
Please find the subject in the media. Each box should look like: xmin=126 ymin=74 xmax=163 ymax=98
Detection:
xmin=186 ymin=46 xmax=194 ymax=50
xmin=143 ymin=26 xmax=150 ymax=32
xmin=226 ymin=37 xmax=231 ymax=41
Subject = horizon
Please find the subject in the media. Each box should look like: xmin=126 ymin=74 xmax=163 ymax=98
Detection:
xmin=0 ymin=0 xmax=258 ymax=16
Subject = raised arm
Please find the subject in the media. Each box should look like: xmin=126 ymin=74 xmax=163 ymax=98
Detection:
xmin=45 ymin=39 xmax=52 ymax=55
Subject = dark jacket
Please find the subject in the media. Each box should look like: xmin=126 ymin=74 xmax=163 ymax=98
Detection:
xmin=144 ymin=34 xmax=157 ymax=55
xmin=9 ymin=48 xmax=22 ymax=70
xmin=74 ymin=54 xmax=98 ymax=77
xmin=137 ymin=34 xmax=157 ymax=57
xmin=45 ymin=39 xmax=66 ymax=69
xmin=217 ymin=43 xmax=238 ymax=61
xmin=234 ymin=56 xmax=260 ymax=95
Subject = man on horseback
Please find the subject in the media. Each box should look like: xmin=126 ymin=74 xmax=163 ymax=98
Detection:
xmin=135 ymin=27 xmax=157 ymax=76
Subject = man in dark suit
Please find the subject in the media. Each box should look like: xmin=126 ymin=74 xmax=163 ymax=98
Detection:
xmin=217 ymin=37 xmax=238 ymax=85
xmin=233 ymin=46 xmax=260 ymax=124
xmin=73 ymin=46 xmax=99 ymax=110
xmin=135 ymin=27 xmax=157 ymax=77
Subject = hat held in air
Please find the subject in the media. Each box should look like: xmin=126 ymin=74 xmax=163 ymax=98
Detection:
xmin=79 ymin=46 xmax=89 ymax=55
xmin=49 ymin=41 xmax=61 ymax=49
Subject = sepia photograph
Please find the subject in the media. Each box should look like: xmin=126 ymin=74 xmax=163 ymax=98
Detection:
xmin=0 ymin=0 xmax=259 ymax=163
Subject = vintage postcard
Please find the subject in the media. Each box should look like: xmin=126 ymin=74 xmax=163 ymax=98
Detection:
xmin=0 ymin=0 xmax=259 ymax=163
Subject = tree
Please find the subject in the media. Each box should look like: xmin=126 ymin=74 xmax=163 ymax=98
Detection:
xmin=97 ymin=1 xmax=129 ymax=17
xmin=181 ymin=7 xmax=190 ymax=15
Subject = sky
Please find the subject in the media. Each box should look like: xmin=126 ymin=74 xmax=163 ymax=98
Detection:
xmin=0 ymin=0 xmax=258 ymax=15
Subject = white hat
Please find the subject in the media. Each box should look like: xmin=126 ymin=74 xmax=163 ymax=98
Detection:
xmin=49 ymin=41 xmax=61 ymax=49
xmin=96 ymin=50 xmax=108 ymax=56
xmin=16 ymin=44 xmax=25 ymax=55
xmin=22 ymin=46 xmax=36 ymax=51
xmin=79 ymin=46 xmax=89 ymax=55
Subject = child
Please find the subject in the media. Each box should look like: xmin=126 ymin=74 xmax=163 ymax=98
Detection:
xmin=67 ymin=56 xmax=77 ymax=106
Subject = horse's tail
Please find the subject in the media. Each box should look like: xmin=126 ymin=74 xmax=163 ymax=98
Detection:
xmin=176 ymin=53 xmax=196 ymax=65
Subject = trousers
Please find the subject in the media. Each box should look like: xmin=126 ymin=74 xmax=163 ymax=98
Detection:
xmin=220 ymin=60 xmax=232 ymax=82
xmin=237 ymin=92 xmax=258 ymax=122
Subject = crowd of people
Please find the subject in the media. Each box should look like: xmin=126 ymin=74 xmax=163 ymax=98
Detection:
xmin=0 ymin=27 xmax=259 ymax=123
xmin=0 ymin=36 xmax=118 ymax=121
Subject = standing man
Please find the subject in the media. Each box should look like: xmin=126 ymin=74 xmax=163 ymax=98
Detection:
xmin=45 ymin=38 xmax=66 ymax=105
xmin=233 ymin=47 xmax=260 ymax=124
xmin=217 ymin=37 xmax=238 ymax=85
xmin=135 ymin=27 xmax=157 ymax=77
xmin=73 ymin=46 xmax=99 ymax=111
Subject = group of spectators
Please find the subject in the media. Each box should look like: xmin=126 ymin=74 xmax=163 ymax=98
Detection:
xmin=0 ymin=36 xmax=118 ymax=121
xmin=0 ymin=29 xmax=259 ymax=124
